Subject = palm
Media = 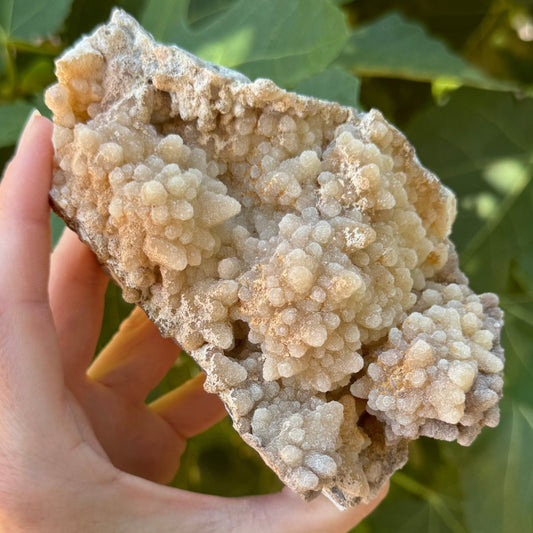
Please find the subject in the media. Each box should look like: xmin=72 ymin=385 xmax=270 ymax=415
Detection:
xmin=70 ymin=373 xmax=186 ymax=484
xmin=0 ymin=115 xmax=388 ymax=533
xmin=49 ymin=231 xmax=226 ymax=485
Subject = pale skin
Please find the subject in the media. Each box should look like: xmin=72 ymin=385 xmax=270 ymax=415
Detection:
xmin=0 ymin=113 xmax=388 ymax=532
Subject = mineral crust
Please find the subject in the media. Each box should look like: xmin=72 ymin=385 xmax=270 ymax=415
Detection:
xmin=45 ymin=10 xmax=505 ymax=508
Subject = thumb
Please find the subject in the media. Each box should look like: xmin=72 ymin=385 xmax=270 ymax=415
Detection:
xmin=116 ymin=474 xmax=389 ymax=533
xmin=238 ymin=482 xmax=389 ymax=533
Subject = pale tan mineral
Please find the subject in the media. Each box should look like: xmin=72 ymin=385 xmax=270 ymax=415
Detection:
xmin=45 ymin=10 xmax=504 ymax=508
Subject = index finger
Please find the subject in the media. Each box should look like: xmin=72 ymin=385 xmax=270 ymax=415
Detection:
xmin=0 ymin=113 xmax=64 ymax=418
xmin=0 ymin=112 xmax=54 ymax=304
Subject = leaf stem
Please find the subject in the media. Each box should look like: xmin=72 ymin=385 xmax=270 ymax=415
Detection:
xmin=4 ymin=44 xmax=16 ymax=98
xmin=10 ymin=39 xmax=62 ymax=56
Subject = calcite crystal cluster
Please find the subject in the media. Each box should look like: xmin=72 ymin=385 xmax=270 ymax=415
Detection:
xmin=45 ymin=10 xmax=504 ymax=508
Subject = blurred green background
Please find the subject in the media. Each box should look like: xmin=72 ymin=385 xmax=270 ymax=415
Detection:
xmin=1 ymin=0 xmax=533 ymax=531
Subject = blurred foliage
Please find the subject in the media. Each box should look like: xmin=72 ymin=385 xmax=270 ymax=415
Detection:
xmin=141 ymin=0 xmax=349 ymax=87
xmin=338 ymin=11 xmax=518 ymax=91
xmin=1 ymin=0 xmax=533 ymax=531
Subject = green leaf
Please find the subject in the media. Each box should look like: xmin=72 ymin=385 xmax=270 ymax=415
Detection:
xmin=0 ymin=101 xmax=33 ymax=147
xmin=0 ymin=41 xmax=6 ymax=74
xmin=294 ymin=66 xmax=360 ymax=109
xmin=63 ymin=0 xmax=144 ymax=44
xmin=141 ymin=0 xmax=349 ymax=88
xmin=0 ymin=0 xmax=73 ymax=42
xmin=188 ymin=0 xmax=237 ymax=28
xmin=500 ymin=305 xmax=533 ymax=404
xmin=51 ymin=211 xmax=66 ymax=247
xmin=18 ymin=57 xmax=55 ymax=94
xmin=117 ymin=0 xmax=147 ymax=19
xmin=405 ymin=88 xmax=533 ymax=254
xmin=462 ymin=177 xmax=533 ymax=296
xmin=355 ymin=472 xmax=467 ymax=533
xmin=457 ymin=400 xmax=533 ymax=533
xmin=141 ymin=0 xmax=190 ymax=45
xmin=338 ymin=12 xmax=517 ymax=91
xmin=31 ymin=91 xmax=53 ymax=119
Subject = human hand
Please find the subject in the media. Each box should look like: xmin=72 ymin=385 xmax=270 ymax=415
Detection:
xmin=0 ymin=113 xmax=388 ymax=532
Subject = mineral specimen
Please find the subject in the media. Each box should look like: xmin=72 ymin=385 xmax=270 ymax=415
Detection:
xmin=45 ymin=10 xmax=504 ymax=508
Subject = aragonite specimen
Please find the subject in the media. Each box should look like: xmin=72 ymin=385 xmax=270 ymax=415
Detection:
xmin=45 ymin=10 xmax=504 ymax=508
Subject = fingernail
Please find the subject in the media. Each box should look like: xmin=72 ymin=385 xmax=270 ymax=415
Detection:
xmin=24 ymin=108 xmax=42 ymax=130
xmin=17 ymin=109 xmax=42 ymax=149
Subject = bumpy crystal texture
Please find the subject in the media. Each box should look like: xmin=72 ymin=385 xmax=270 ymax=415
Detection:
xmin=46 ymin=10 xmax=504 ymax=508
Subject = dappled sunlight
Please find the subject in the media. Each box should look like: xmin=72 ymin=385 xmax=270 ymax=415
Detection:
xmin=196 ymin=26 xmax=254 ymax=68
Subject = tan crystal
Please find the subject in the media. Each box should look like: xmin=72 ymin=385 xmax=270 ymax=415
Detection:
xmin=46 ymin=10 xmax=504 ymax=508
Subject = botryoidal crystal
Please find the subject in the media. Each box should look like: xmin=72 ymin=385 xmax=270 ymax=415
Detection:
xmin=45 ymin=10 xmax=504 ymax=508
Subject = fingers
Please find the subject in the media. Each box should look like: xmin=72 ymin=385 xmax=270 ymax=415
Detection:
xmin=49 ymin=228 xmax=108 ymax=377
xmin=0 ymin=112 xmax=53 ymax=305
xmin=71 ymin=380 xmax=186 ymax=484
xmin=239 ymin=482 xmax=390 ymax=533
xmin=88 ymin=307 xmax=181 ymax=401
xmin=0 ymin=114 xmax=64 ymax=418
xmin=150 ymin=373 xmax=227 ymax=439
xmin=116 ymin=474 xmax=389 ymax=533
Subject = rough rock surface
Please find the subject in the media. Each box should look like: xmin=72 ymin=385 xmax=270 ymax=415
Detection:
xmin=45 ymin=10 xmax=504 ymax=508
